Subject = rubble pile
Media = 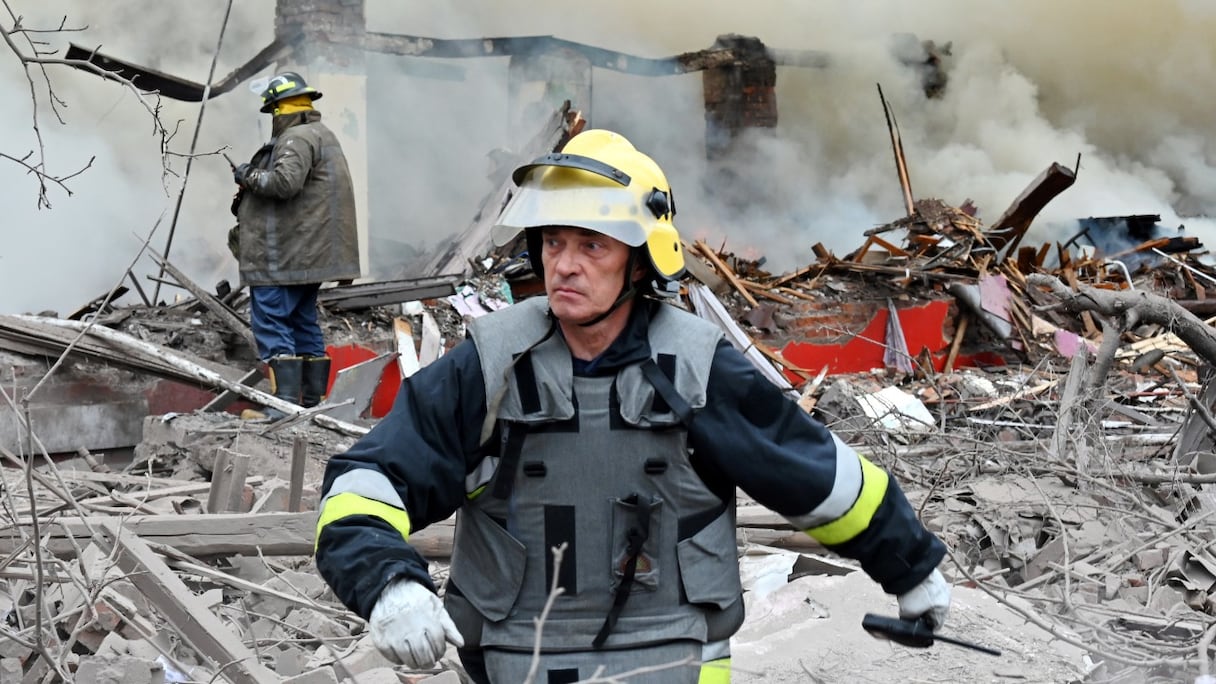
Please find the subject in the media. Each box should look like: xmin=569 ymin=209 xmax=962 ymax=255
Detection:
xmin=7 ymin=111 xmax=1216 ymax=681
xmin=666 ymin=179 xmax=1216 ymax=681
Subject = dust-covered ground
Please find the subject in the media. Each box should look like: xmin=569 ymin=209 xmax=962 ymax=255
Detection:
xmin=733 ymin=572 xmax=1087 ymax=683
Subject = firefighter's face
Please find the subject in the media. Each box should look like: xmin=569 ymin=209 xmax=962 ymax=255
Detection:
xmin=541 ymin=226 xmax=635 ymax=325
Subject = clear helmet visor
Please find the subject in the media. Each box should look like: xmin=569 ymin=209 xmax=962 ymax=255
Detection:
xmin=492 ymin=184 xmax=649 ymax=248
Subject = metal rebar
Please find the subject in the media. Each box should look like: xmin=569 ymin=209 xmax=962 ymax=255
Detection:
xmin=1153 ymin=248 xmax=1216 ymax=287
xmin=1104 ymin=259 xmax=1135 ymax=291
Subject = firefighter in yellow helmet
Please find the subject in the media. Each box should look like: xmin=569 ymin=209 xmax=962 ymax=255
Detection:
xmin=495 ymin=128 xmax=686 ymax=303
xmin=314 ymin=129 xmax=950 ymax=683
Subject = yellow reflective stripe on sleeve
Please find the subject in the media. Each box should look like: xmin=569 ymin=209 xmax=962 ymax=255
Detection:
xmin=805 ymin=457 xmax=889 ymax=545
xmin=314 ymin=492 xmax=412 ymax=551
xmin=698 ymin=657 xmax=730 ymax=684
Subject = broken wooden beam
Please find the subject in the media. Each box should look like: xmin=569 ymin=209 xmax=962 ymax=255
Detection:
xmin=770 ymin=262 xmax=820 ymax=288
xmin=944 ymin=313 xmax=968 ymax=374
xmin=126 ymin=268 xmax=152 ymax=306
xmin=96 ymin=520 xmax=281 ymax=684
xmin=206 ymin=448 xmax=250 ymax=514
xmin=316 ymin=274 xmax=460 ymax=311
xmin=2 ymin=511 xmax=457 ymax=559
xmin=148 ymin=252 xmax=258 ymax=355
xmin=752 ymin=340 xmax=813 ymax=382
xmin=72 ymin=477 xmax=266 ymax=510
xmin=0 ymin=314 xmax=246 ymax=389
xmin=986 ymin=161 xmax=1077 ymax=257
xmin=740 ymin=280 xmax=795 ymax=305
xmin=870 ymin=235 xmax=911 ymax=257
xmin=694 ymin=240 xmax=759 ymax=308
xmin=877 ymin=84 xmax=915 ymax=217
xmin=851 ymin=236 xmax=876 ymax=263
xmin=1104 ymin=236 xmax=1171 ymax=262
xmin=2 ymin=512 xmax=316 ymax=557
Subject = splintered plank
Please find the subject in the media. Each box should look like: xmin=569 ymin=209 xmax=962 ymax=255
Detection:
xmin=850 ymin=236 xmax=875 ymax=263
xmin=986 ymin=161 xmax=1077 ymax=255
xmin=206 ymin=448 xmax=250 ymax=514
xmin=1034 ymin=242 xmax=1052 ymax=269
xmin=870 ymin=235 xmax=911 ymax=257
xmin=999 ymin=260 xmax=1028 ymax=290
xmin=693 ymin=240 xmax=759 ymax=308
xmin=149 ymin=253 xmax=258 ymax=355
xmin=2 ymin=511 xmax=461 ymax=560
xmin=776 ymin=286 xmax=817 ymax=302
xmin=26 ymin=468 xmax=199 ymax=489
xmin=752 ymin=340 xmax=813 ymax=382
xmin=877 ymin=84 xmax=916 ymax=217
xmin=0 ymin=512 xmax=317 ymax=557
xmin=740 ymin=281 xmax=795 ymax=305
xmin=97 ymin=520 xmax=280 ymax=684
xmin=797 ymin=365 xmax=830 ymax=414
xmin=74 ymin=476 xmax=265 ymax=509
xmin=770 ymin=266 xmax=817 ymax=289
xmin=944 ymin=314 xmax=969 ymax=374
xmin=1106 ymin=237 xmax=1170 ymax=261
xmin=419 ymin=311 xmax=444 ymax=365
xmin=679 ymin=241 xmax=730 ymax=295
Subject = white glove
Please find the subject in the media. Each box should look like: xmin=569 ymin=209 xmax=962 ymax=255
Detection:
xmin=896 ymin=568 xmax=951 ymax=629
xmin=369 ymin=578 xmax=464 ymax=668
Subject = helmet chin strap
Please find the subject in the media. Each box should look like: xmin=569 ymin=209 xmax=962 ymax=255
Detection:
xmin=576 ymin=251 xmax=640 ymax=328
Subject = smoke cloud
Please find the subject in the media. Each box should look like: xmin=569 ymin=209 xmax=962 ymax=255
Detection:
xmin=3 ymin=0 xmax=1215 ymax=313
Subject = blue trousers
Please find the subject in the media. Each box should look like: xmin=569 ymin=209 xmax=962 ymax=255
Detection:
xmin=249 ymin=284 xmax=325 ymax=360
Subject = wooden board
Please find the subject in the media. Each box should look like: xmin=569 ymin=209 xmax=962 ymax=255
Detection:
xmin=98 ymin=520 xmax=280 ymax=684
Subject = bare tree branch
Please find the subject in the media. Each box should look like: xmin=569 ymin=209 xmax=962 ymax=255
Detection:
xmin=1027 ymin=273 xmax=1216 ymax=367
xmin=2 ymin=1 xmax=173 ymax=209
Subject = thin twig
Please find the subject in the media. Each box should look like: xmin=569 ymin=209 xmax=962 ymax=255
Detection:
xmin=524 ymin=542 xmax=568 ymax=684
xmin=153 ymin=0 xmax=235 ymax=301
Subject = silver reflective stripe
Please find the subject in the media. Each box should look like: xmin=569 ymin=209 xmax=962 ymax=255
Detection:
xmin=784 ymin=434 xmax=863 ymax=530
xmin=321 ymin=468 xmax=405 ymax=510
xmin=702 ymin=639 xmax=731 ymax=662
xmin=466 ymin=455 xmax=499 ymax=494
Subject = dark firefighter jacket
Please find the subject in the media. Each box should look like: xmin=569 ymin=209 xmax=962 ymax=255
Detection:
xmin=235 ymin=110 xmax=360 ymax=287
xmin=315 ymin=299 xmax=946 ymax=622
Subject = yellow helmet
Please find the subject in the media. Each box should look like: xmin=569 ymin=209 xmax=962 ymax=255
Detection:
xmin=493 ymin=129 xmax=686 ymax=290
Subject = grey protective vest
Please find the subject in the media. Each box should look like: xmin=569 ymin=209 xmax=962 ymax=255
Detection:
xmin=450 ymin=297 xmax=744 ymax=661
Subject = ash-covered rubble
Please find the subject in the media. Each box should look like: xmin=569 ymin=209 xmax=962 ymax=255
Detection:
xmin=8 ymin=118 xmax=1216 ymax=681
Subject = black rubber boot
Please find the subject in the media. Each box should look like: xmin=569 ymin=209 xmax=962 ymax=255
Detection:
xmin=301 ymin=356 xmax=332 ymax=408
xmin=242 ymin=355 xmax=302 ymax=421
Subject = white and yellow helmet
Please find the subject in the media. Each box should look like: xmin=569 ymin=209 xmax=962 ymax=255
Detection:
xmin=493 ymin=129 xmax=686 ymax=291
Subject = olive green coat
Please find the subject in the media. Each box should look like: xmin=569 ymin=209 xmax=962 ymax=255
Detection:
xmin=236 ymin=110 xmax=360 ymax=286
